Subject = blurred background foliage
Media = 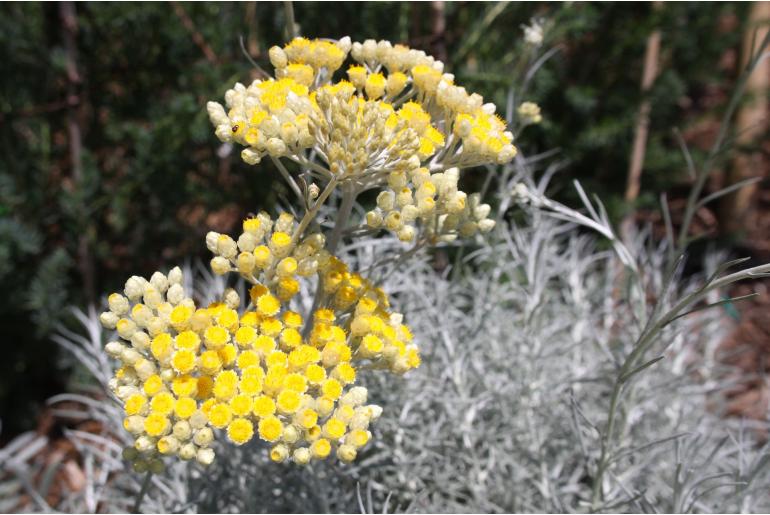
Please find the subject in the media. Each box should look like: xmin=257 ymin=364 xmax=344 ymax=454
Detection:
xmin=0 ymin=1 xmax=759 ymax=439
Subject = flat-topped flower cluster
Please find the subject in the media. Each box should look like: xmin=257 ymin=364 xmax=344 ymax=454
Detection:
xmin=208 ymin=36 xmax=513 ymax=244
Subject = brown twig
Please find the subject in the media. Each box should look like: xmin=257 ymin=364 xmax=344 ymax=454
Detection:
xmin=621 ymin=1 xmax=663 ymax=242
xmin=430 ymin=1 xmax=447 ymax=64
xmin=171 ymin=2 xmax=218 ymax=64
xmin=60 ymin=1 xmax=95 ymax=304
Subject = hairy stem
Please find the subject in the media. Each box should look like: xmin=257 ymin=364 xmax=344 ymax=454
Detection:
xmin=132 ymin=471 xmax=152 ymax=514
xmin=327 ymin=182 xmax=357 ymax=255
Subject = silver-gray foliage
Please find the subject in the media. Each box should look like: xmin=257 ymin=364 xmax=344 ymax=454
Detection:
xmin=3 ymin=149 xmax=769 ymax=512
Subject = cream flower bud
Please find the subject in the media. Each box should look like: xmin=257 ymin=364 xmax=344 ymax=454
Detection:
xmin=238 ymin=232 xmax=257 ymax=253
xmin=497 ymin=144 xmax=517 ymax=163
xmin=131 ymin=305 xmax=152 ymax=327
xmin=367 ymin=404 xmax=383 ymax=420
xmin=190 ymin=410 xmax=208 ymax=430
xmin=474 ymin=203 xmax=491 ymax=220
xmin=512 ymin=182 xmax=529 ymax=203
xmin=398 ymin=225 xmax=416 ymax=242
xmin=351 ymin=42 xmax=363 ymax=61
xmin=523 ymin=20 xmax=544 ymax=46
xmin=157 ymin=435 xmax=180 ymax=455
xmin=446 ymin=192 xmax=467 ymax=214
xmin=237 ymin=252 xmax=256 ymax=275
xmin=349 ymin=414 xmax=370 ymax=431
xmin=124 ymin=276 xmax=146 ymax=300
xmin=269 ymin=46 xmax=288 ymax=68
xmin=143 ymin=287 xmax=162 ymax=309
xmin=131 ymin=331 xmax=150 ymax=351
xmin=207 ymin=101 xmax=229 ymax=126
xmin=134 ymin=435 xmax=154 ymax=453
xmin=478 ymin=219 xmax=496 ymax=233
xmin=160 ymin=368 xmax=175 ymax=382
xmin=196 ymin=448 xmax=215 ymax=466
xmin=241 ymin=148 xmax=261 ymax=165
xmin=362 ymin=39 xmax=377 ymax=60
xmin=206 ymin=232 xmax=220 ymax=253
xmin=134 ymin=358 xmax=155 ymax=380
xmin=270 ymin=444 xmax=289 ymax=463
xmin=166 ymin=283 xmax=185 ymax=305
xmin=349 ymin=387 xmax=368 ymax=406
xmin=401 ymin=205 xmax=419 ymax=223
xmin=121 ymin=348 xmax=141 ymax=365
xmin=336 ymin=444 xmax=357 ymax=463
xmin=125 ymin=416 xmax=145 ymax=435
xmin=178 ymin=443 xmax=196 ymax=460
xmin=224 ymin=288 xmax=240 ymax=309
xmin=215 ymin=124 xmax=233 ymax=142
xmin=168 ymin=266 xmax=183 ymax=285
xmin=308 ymin=183 xmax=320 ymax=200
xmin=211 ymin=257 xmax=231 ymax=276
xmin=396 ymin=188 xmax=413 ymax=208
xmin=297 ymin=258 xmax=318 ymax=277
xmin=365 ymin=210 xmax=383 ymax=228
xmin=384 ymin=211 xmax=403 ymax=231
xmin=316 ymin=397 xmax=335 ymax=417
xmin=105 ymin=340 xmax=124 ymax=357
xmin=108 ymin=294 xmax=129 ymax=315
xmin=146 ymin=317 xmax=167 ymax=338
xmin=173 ymin=420 xmax=192 ymax=441
xmin=275 ymin=212 xmax=295 ymax=234
xmin=100 ymin=311 xmax=119 ymax=329
xmin=377 ymin=190 xmax=395 ymax=210
xmin=337 ymin=36 xmax=352 ymax=53
xmin=292 ymin=447 xmax=311 ymax=465
xmin=266 ymin=138 xmax=287 ymax=156
xmin=117 ymin=369 xmax=137 ymax=385
xmin=117 ymin=318 xmax=138 ymax=339
xmin=193 ymin=427 xmax=214 ymax=447
xmin=149 ymin=272 xmax=169 ymax=294
xmin=216 ymin=235 xmax=238 ymax=258
xmin=282 ymin=425 xmax=300 ymax=444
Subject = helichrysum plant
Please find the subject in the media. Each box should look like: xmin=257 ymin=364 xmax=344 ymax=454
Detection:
xmin=97 ymin=36 xmax=518 ymax=473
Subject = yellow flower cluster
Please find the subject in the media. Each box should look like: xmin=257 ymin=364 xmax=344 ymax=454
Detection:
xmin=207 ymin=213 xmax=421 ymax=376
xmin=270 ymin=36 xmax=351 ymax=83
xmin=101 ymin=213 xmax=420 ymax=469
xmin=207 ymin=79 xmax=315 ymax=165
xmin=208 ymin=36 xmax=516 ymax=176
xmin=206 ymin=211 xmax=325 ymax=302
xmin=347 ymin=39 xmax=517 ymax=166
xmin=365 ymin=166 xmax=495 ymax=243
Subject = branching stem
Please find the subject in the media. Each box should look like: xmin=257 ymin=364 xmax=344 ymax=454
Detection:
xmin=590 ymin=262 xmax=770 ymax=510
